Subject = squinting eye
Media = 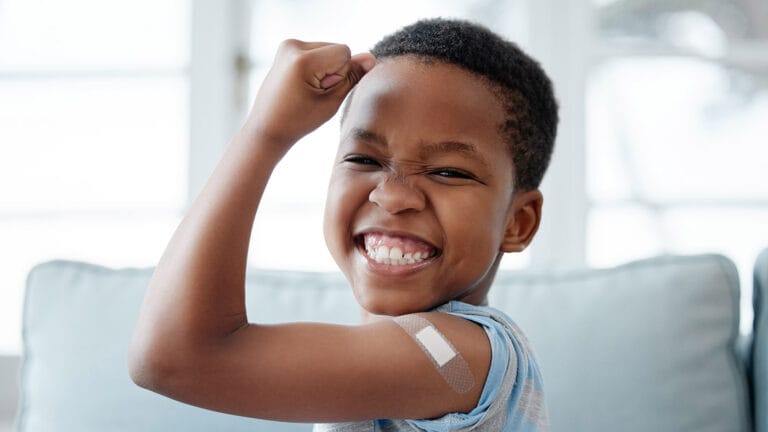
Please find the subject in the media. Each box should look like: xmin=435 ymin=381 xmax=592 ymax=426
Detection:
xmin=430 ymin=168 xmax=474 ymax=180
xmin=342 ymin=155 xmax=382 ymax=167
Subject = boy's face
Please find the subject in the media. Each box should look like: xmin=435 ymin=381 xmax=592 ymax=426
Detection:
xmin=323 ymin=57 xmax=539 ymax=316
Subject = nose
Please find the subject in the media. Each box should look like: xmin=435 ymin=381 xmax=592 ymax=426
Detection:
xmin=368 ymin=175 xmax=426 ymax=214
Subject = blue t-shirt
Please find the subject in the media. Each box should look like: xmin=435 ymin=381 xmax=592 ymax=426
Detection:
xmin=314 ymin=301 xmax=549 ymax=431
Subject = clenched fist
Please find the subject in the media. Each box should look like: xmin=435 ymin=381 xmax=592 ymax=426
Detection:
xmin=243 ymin=39 xmax=376 ymax=149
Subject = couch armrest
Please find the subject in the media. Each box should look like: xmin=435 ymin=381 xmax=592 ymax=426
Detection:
xmin=0 ymin=355 xmax=20 ymax=432
xmin=753 ymin=248 xmax=768 ymax=432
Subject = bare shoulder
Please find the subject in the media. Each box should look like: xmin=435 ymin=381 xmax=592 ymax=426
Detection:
xmin=396 ymin=311 xmax=492 ymax=392
xmin=393 ymin=311 xmax=492 ymax=373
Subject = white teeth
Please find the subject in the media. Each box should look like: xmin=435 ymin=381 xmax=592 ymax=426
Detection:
xmin=365 ymin=244 xmax=433 ymax=266
xmin=375 ymin=246 xmax=390 ymax=261
xmin=389 ymin=247 xmax=403 ymax=260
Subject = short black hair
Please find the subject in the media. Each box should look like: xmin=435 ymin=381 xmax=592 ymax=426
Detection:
xmin=367 ymin=18 xmax=559 ymax=191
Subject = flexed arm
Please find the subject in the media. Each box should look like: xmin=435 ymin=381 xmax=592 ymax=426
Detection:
xmin=128 ymin=39 xmax=375 ymax=394
xmin=128 ymin=41 xmax=490 ymax=423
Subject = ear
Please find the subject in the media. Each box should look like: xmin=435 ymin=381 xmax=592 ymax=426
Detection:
xmin=500 ymin=189 xmax=543 ymax=253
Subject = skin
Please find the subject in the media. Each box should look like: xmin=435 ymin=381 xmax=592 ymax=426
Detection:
xmin=128 ymin=39 xmax=543 ymax=423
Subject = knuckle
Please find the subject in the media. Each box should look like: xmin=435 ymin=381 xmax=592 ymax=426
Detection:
xmin=277 ymin=39 xmax=300 ymax=55
xmin=292 ymin=51 xmax=313 ymax=69
xmin=279 ymin=38 xmax=300 ymax=48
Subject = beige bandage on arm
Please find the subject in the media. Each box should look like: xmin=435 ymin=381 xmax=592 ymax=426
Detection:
xmin=393 ymin=315 xmax=476 ymax=394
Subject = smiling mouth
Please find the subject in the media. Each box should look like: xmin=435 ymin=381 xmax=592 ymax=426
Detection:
xmin=354 ymin=232 xmax=441 ymax=266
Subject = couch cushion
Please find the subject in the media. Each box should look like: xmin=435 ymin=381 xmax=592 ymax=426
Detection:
xmin=490 ymin=254 xmax=751 ymax=432
xmin=20 ymin=261 xmax=356 ymax=432
xmin=20 ymin=255 xmax=751 ymax=432
xmin=753 ymin=248 xmax=768 ymax=432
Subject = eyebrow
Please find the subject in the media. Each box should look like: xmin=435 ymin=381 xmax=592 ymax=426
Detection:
xmin=347 ymin=127 xmax=386 ymax=146
xmin=418 ymin=141 xmax=489 ymax=168
xmin=346 ymin=127 xmax=490 ymax=168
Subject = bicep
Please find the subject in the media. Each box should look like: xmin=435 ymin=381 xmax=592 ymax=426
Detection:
xmin=161 ymin=313 xmax=491 ymax=423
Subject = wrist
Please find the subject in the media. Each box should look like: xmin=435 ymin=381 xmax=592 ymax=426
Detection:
xmin=234 ymin=120 xmax=297 ymax=160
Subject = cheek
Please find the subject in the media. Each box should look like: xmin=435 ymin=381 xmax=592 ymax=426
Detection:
xmin=436 ymin=190 xmax=509 ymax=253
xmin=322 ymin=171 xmax=371 ymax=252
xmin=322 ymin=174 xmax=346 ymax=252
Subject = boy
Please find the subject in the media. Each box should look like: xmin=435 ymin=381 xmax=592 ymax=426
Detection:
xmin=129 ymin=18 xmax=558 ymax=431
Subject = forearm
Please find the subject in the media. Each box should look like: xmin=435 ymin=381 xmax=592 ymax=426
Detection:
xmin=130 ymin=127 xmax=287 ymax=366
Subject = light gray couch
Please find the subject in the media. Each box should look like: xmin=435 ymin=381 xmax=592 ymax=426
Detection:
xmin=7 ymin=251 xmax=768 ymax=431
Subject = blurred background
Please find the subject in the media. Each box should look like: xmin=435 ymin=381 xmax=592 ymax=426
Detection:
xmin=0 ymin=0 xmax=766 ymax=360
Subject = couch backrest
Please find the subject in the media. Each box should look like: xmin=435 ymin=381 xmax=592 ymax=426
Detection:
xmin=20 ymin=262 xmax=334 ymax=432
xmin=490 ymin=254 xmax=751 ymax=432
xmin=20 ymin=255 xmax=752 ymax=432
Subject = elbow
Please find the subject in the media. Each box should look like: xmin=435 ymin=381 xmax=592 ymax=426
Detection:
xmin=128 ymin=336 xmax=223 ymax=408
xmin=128 ymin=336 xmax=183 ymax=394
xmin=128 ymin=345 xmax=162 ymax=392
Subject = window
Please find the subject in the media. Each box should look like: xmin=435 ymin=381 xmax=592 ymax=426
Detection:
xmin=0 ymin=0 xmax=190 ymax=354
xmin=6 ymin=0 xmax=762 ymax=353
xmin=586 ymin=0 xmax=768 ymax=331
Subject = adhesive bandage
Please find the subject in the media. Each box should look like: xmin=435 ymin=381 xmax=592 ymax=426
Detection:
xmin=393 ymin=315 xmax=475 ymax=394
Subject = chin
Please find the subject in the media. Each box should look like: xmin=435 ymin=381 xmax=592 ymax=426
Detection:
xmin=352 ymin=284 xmax=441 ymax=317
xmin=362 ymin=303 xmax=415 ymax=317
